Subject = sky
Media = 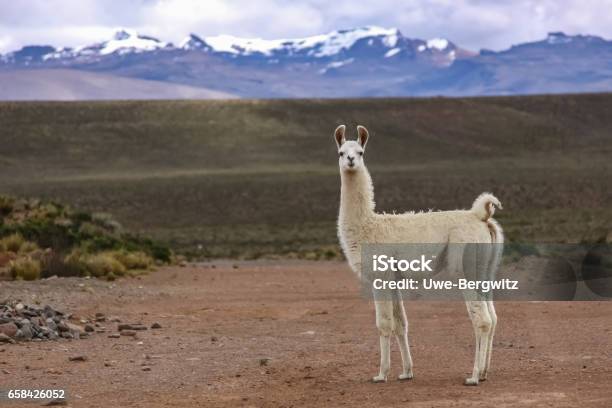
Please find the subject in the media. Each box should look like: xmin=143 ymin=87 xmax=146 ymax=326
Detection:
xmin=2 ymin=0 xmax=612 ymax=53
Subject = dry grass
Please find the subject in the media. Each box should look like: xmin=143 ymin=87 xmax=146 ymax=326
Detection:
xmin=9 ymin=257 xmax=41 ymax=280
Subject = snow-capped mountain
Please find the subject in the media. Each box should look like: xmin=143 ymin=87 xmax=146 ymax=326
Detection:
xmin=1 ymin=27 xmax=611 ymax=99
xmin=43 ymin=29 xmax=170 ymax=61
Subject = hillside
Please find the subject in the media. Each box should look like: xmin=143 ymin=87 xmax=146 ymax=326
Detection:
xmin=0 ymin=94 xmax=611 ymax=257
xmin=0 ymin=69 xmax=236 ymax=101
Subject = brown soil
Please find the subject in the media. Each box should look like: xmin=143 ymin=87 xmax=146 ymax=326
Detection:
xmin=1 ymin=261 xmax=611 ymax=407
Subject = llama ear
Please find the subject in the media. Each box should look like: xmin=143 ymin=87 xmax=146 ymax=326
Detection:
xmin=334 ymin=125 xmax=346 ymax=149
xmin=357 ymin=125 xmax=369 ymax=148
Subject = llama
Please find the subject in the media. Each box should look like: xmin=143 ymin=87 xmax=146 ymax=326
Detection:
xmin=334 ymin=124 xmax=503 ymax=385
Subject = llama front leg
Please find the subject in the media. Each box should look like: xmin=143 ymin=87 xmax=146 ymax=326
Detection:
xmin=465 ymin=300 xmax=492 ymax=385
xmin=373 ymin=300 xmax=393 ymax=382
xmin=393 ymin=296 xmax=413 ymax=380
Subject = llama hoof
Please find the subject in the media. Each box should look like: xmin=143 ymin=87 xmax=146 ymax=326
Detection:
xmin=398 ymin=372 xmax=413 ymax=381
xmin=464 ymin=377 xmax=479 ymax=386
xmin=372 ymin=375 xmax=387 ymax=383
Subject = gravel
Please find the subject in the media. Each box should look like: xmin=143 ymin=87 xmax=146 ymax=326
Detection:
xmin=0 ymin=300 xmax=96 ymax=343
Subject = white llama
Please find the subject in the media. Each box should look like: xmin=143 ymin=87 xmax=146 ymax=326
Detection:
xmin=334 ymin=124 xmax=503 ymax=385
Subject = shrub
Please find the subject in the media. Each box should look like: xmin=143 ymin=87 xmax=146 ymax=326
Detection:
xmin=65 ymin=250 xmax=126 ymax=278
xmin=0 ymin=233 xmax=25 ymax=252
xmin=0 ymin=194 xmax=173 ymax=280
xmin=10 ymin=257 xmax=41 ymax=280
xmin=0 ymin=196 xmax=14 ymax=216
xmin=19 ymin=240 xmax=40 ymax=254
xmin=112 ymin=250 xmax=153 ymax=270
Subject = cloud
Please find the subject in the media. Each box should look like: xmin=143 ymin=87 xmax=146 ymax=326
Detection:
xmin=1 ymin=0 xmax=612 ymax=53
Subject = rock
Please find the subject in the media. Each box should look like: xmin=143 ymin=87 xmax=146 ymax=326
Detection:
xmin=179 ymin=260 xmax=188 ymax=267
xmin=65 ymin=322 xmax=84 ymax=333
xmin=57 ymin=322 xmax=69 ymax=332
xmin=16 ymin=322 xmax=33 ymax=340
xmin=151 ymin=322 xmax=162 ymax=329
xmin=142 ymin=366 xmax=151 ymax=371
xmin=0 ymin=333 xmax=15 ymax=344
xmin=259 ymin=358 xmax=270 ymax=366
xmin=108 ymin=333 xmax=121 ymax=339
xmin=68 ymin=355 xmax=87 ymax=362
xmin=120 ymin=330 xmax=137 ymax=337
xmin=43 ymin=398 xmax=67 ymax=406
xmin=95 ymin=313 xmax=106 ymax=322
xmin=118 ymin=324 xmax=147 ymax=331
xmin=84 ymin=324 xmax=95 ymax=332
xmin=0 ymin=322 xmax=18 ymax=338
xmin=45 ymin=318 xmax=58 ymax=332
xmin=43 ymin=305 xmax=56 ymax=318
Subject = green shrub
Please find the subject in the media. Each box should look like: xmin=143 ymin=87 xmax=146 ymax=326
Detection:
xmin=1 ymin=194 xmax=172 ymax=280
xmin=10 ymin=257 xmax=41 ymax=280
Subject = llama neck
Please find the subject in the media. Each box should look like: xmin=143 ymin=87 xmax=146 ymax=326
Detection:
xmin=339 ymin=167 xmax=375 ymax=224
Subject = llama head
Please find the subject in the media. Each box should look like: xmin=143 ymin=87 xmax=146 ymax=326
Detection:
xmin=334 ymin=125 xmax=369 ymax=173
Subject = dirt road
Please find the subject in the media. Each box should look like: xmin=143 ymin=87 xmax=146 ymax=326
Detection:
xmin=1 ymin=261 xmax=611 ymax=407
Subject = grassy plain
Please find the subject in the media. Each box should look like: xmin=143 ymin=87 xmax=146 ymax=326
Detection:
xmin=1 ymin=94 xmax=611 ymax=258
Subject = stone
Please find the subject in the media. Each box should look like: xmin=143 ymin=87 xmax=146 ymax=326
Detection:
xmin=151 ymin=322 xmax=162 ymax=329
xmin=120 ymin=330 xmax=137 ymax=337
xmin=46 ymin=318 xmax=58 ymax=332
xmin=108 ymin=333 xmax=121 ymax=339
xmin=0 ymin=322 xmax=18 ymax=338
xmin=118 ymin=323 xmax=147 ymax=331
xmin=68 ymin=355 xmax=87 ymax=362
xmin=0 ymin=333 xmax=16 ymax=344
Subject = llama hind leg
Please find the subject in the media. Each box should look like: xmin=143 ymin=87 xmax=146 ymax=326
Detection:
xmin=373 ymin=300 xmax=393 ymax=382
xmin=393 ymin=296 xmax=413 ymax=380
xmin=480 ymin=301 xmax=497 ymax=381
xmin=465 ymin=300 xmax=492 ymax=386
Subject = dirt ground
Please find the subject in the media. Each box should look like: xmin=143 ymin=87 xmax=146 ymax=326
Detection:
xmin=1 ymin=261 xmax=611 ymax=407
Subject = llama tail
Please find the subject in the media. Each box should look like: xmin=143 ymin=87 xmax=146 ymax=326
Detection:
xmin=471 ymin=193 xmax=502 ymax=222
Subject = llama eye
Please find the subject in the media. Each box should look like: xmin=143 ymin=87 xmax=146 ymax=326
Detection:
xmin=358 ymin=151 xmax=363 ymax=156
xmin=339 ymin=152 xmax=344 ymax=157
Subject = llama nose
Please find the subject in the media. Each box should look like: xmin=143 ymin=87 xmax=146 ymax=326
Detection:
xmin=347 ymin=155 xmax=355 ymax=162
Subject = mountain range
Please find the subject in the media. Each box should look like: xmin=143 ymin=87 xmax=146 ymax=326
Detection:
xmin=1 ymin=27 xmax=612 ymax=100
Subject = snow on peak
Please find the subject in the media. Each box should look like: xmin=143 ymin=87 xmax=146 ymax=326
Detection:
xmin=426 ymin=38 xmax=449 ymax=50
xmin=98 ymin=29 xmax=168 ymax=55
xmin=180 ymin=34 xmax=210 ymax=50
xmin=203 ymin=26 xmax=402 ymax=57
xmin=384 ymin=47 xmax=401 ymax=58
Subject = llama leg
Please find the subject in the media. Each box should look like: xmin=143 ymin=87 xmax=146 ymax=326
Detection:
xmin=373 ymin=300 xmax=393 ymax=382
xmin=393 ymin=296 xmax=413 ymax=380
xmin=464 ymin=300 xmax=492 ymax=386
xmin=480 ymin=301 xmax=497 ymax=381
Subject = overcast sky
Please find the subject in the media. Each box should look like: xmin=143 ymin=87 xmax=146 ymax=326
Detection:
xmin=2 ymin=0 xmax=612 ymax=53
